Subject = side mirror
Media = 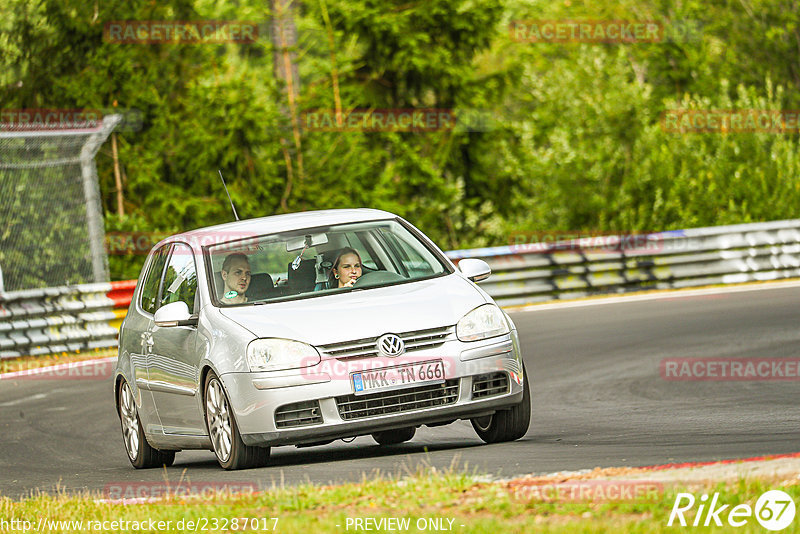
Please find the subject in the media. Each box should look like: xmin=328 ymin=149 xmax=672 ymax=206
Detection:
xmin=154 ymin=301 xmax=198 ymax=327
xmin=458 ymin=258 xmax=491 ymax=283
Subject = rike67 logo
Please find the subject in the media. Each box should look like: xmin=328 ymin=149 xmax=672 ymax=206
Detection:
xmin=668 ymin=490 xmax=796 ymax=531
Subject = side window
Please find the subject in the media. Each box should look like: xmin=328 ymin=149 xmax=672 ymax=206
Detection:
xmin=161 ymin=243 xmax=198 ymax=312
xmin=140 ymin=246 xmax=169 ymax=314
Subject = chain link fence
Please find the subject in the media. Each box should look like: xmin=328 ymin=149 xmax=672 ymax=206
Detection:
xmin=0 ymin=115 xmax=120 ymax=292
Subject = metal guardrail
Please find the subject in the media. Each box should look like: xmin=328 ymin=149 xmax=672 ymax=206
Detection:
xmin=0 ymin=283 xmax=119 ymax=359
xmin=445 ymin=219 xmax=800 ymax=307
xmin=3 ymin=220 xmax=800 ymax=358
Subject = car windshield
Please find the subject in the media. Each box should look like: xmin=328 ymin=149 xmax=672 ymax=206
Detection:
xmin=205 ymin=219 xmax=449 ymax=306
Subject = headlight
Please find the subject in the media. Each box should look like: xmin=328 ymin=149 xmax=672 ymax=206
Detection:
xmin=456 ymin=304 xmax=510 ymax=342
xmin=246 ymin=339 xmax=321 ymax=372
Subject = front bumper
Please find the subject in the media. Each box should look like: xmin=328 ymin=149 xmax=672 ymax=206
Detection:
xmin=220 ymin=331 xmax=526 ymax=447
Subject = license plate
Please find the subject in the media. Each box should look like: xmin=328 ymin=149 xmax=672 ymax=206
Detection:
xmin=352 ymin=360 xmax=445 ymax=395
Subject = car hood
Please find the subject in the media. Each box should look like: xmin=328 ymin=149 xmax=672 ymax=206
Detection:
xmin=217 ymin=274 xmax=487 ymax=346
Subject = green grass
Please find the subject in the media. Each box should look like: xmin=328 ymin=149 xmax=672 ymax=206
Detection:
xmin=2 ymin=468 xmax=798 ymax=533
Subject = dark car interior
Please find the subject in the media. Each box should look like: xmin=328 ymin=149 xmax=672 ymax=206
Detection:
xmin=210 ymin=227 xmax=410 ymax=304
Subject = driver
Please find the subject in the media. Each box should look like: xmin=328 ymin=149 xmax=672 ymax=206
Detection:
xmin=220 ymin=253 xmax=251 ymax=304
xmin=329 ymin=247 xmax=362 ymax=288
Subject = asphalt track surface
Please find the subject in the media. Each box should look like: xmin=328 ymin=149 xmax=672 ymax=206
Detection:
xmin=1 ymin=284 xmax=799 ymax=499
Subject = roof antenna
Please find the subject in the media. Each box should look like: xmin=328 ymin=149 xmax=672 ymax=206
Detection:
xmin=218 ymin=170 xmax=240 ymax=221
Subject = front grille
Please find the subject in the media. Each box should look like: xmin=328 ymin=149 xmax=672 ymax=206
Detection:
xmin=275 ymin=400 xmax=323 ymax=428
xmin=336 ymin=379 xmax=459 ymax=421
xmin=318 ymin=326 xmax=455 ymax=361
xmin=472 ymin=372 xmax=509 ymax=399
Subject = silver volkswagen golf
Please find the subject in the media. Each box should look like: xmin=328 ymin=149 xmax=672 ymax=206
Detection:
xmin=114 ymin=209 xmax=530 ymax=470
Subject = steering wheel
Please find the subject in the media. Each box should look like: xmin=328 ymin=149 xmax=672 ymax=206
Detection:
xmin=352 ymin=270 xmax=406 ymax=288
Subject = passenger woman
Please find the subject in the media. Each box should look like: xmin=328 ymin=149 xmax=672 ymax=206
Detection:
xmin=328 ymin=247 xmax=362 ymax=288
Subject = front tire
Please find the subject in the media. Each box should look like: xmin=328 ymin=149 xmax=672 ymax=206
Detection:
xmin=204 ymin=371 xmax=270 ymax=470
xmin=471 ymin=365 xmax=531 ymax=443
xmin=118 ymin=380 xmax=175 ymax=469
xmin=372 ymin=426 xmax=416 ymax=445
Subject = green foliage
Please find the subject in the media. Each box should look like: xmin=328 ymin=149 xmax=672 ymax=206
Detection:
xmin=105 ymin=212 xmax=169 ymax=281
xmin=0 ymin=155 xmax=94 ymax=288
xmin=2 ymin=0 xmax=800 ymax=280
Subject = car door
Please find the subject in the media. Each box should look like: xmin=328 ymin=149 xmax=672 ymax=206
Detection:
xmin=147 ymin=242 xmax=206 ymax=435
xmin=126 ymin=244 xmax=170 ymax=434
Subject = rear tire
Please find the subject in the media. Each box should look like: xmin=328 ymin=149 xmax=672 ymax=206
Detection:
xmin=204 ymin=371 xmax=270 ymax=470
xmin=471 ymin=365 xmax=531 ymax=443
xmin=372 ymin=426 xmax=416 ymax=445
xmin=118 ymin=380 xmax=176 ymax=469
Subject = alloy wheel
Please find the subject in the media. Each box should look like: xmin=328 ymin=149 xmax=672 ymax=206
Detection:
xmin=206 ymin=378 xmax=233 ymax=462
xmin=472 ymin=415 xmax=493 ymax=433
xmin=119 ymin=382 xmax=140 ymax=461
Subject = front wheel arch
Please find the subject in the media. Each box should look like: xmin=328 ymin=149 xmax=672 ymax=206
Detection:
xmin=471 ymin=365 xmax=531 ymax=443
xmin=203 ymin=370 xmax=270 ymax=470
xmin=114 ymin=374 xmax=125 ymax=417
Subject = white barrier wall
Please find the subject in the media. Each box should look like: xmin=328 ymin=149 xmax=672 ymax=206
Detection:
xmin=0 ymin=283 xmax=119 ymax=359
xmin=446 ymin=220 xmax=800 ymax=307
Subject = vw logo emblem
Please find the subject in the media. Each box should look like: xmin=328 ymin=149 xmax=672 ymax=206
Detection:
xmin=377 ymin=334 xmax=405 ymax=357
